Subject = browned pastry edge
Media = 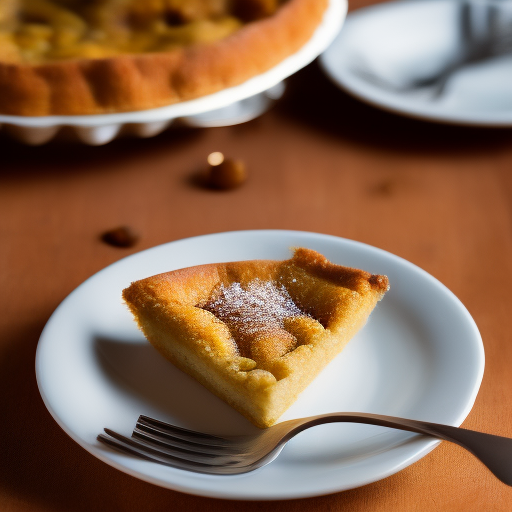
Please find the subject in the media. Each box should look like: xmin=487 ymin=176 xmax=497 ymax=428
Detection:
xmin=123 ymin=247 xmax=389 ymax=312
xmin=290 ymin=247 xmax=390 ymax=295
xmin=0 ymin=0 xmax=329 ymax=116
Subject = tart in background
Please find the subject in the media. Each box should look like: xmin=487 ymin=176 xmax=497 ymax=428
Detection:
xmin=0 ymin=0 xmax=330 ymax=115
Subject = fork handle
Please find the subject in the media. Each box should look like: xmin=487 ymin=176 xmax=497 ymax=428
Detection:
xmin=292 ymin=413 xmax=512 ymax=486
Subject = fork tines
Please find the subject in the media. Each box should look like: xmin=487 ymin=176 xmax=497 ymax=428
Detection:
xmin=97 ymin=415 xmax=248 ymax=474
xmin=136 ymin=415 xmax=231 ymax=447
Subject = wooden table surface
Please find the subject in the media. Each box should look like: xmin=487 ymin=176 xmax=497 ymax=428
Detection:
xmin=2 ymin=3 xmax=512 ymax=510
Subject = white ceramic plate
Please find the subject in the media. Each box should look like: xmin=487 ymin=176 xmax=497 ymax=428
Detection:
xmin=320 ymin=0 xmax=512 ymax=127
xmin=0 ymin=0 xmax=347 ymax=145
xmin=36 ymin=230 xmax=484 ymax=500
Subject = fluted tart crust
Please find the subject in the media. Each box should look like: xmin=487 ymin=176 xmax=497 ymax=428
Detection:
xmin=0 ymin=0 xmax=329 ymax=116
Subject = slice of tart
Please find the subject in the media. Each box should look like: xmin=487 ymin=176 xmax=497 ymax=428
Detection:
xmin=0 ymin=0 xmax=330 ymax=115
xmin=123 ymin=248 xmax=389 ymax=428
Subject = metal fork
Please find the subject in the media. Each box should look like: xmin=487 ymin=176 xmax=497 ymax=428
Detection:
xmin=98 ymin=412 xmax=512 ymax=484
xmin=354 ymin=0 xmax=512 ymax=99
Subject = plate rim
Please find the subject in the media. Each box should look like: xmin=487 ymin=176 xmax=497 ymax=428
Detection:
xmin=35 ymin=229 xmax=485 ymax=500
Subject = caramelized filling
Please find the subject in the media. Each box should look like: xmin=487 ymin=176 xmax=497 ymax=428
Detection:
xmin=0 ymin=0 xmax=282 ymax=63
xmin=202 ymin=279 xmax=310 ymax=364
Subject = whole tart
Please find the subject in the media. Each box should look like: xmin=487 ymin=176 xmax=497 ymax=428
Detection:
xmin=123 ymin=248 xmax=389 ymax=428
xmin=0 ymin=0 xmax=330 ymax=116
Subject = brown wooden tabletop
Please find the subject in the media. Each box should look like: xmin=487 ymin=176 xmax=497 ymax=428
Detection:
xmin=2 ymin=2 xmax=512 ymax=510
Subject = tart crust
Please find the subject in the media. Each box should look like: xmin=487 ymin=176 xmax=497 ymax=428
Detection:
xmin=123 ymin=248 xmax=389 ymax=428
xmin=0 ymin=0 xmax=329 ymax=116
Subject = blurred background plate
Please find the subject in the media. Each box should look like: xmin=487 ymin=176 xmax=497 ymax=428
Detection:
xmin=0 ymin=0 xmax=347 ymax=146
xmin=320 ymin=0 xmax=512 ymax=127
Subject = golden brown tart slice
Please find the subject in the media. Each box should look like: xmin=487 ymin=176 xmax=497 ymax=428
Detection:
xmin=123 ymin=248 xmax=389 ymax=428
xmin=0 ymin=0 xmax=330 ymax=115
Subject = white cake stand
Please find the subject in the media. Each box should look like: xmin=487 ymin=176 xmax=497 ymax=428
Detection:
xmin=0 ymin=0 xmax=347 ymax=145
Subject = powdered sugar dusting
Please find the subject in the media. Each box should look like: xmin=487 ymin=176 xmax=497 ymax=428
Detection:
xmin=203 ymin=279 xmax=305 ymax=346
